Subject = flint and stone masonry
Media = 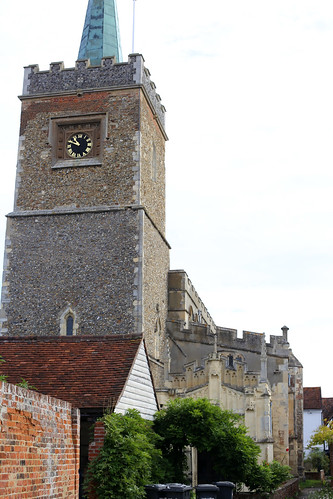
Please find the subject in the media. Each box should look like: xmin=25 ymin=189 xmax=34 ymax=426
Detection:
xmin=0 ymin=55 xmax=170 ymax=361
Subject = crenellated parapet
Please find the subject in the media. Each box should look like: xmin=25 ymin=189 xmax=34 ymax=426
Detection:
xmin=217 ymin=326 xmax=293 ymax=358
xmin=168 ymin=354 xmax=260 ymax=392
xmin=21 ymin=54 xmax=166 ymax=133
xmin=217 ymin=327 xmax=265 ymax=352
xmin=168 ymin=270 xmax=216 ymax=332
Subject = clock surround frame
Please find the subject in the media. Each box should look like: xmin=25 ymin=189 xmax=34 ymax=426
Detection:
xmin=50 ymin=113 xmax=107 ymax=169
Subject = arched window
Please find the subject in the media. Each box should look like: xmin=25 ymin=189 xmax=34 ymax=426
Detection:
xmin=59 ymin=306 xmax=78 ymax=336
xmin=66 ymin=315 xmax=74 ymax=336
xmin=227 ymin=354 xmax=234 ymax=368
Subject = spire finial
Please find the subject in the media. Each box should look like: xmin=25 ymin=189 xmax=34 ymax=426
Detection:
xmin=132 ymin=0 xmax=137 ymax=54
xmin=78 ymin=0 xmax=123 ymax=66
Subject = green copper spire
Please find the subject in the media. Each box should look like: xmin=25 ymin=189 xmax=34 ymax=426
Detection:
xmin=78 ymin=0 xmax=122 ymax=66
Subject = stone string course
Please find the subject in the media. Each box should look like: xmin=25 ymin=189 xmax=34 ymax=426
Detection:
xmin=0 ymin=380 xmax=80 ymax=498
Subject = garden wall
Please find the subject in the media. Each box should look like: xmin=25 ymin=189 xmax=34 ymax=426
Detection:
xmin=88 ymin=421 xmax=105 ymax=462
xmin=305 ymin=470 xmax=325 ymax=481
xmin=0 ymin=380 xmax=80 ymax=498
xmin=234 ymin=478 xmax=300 ymax=499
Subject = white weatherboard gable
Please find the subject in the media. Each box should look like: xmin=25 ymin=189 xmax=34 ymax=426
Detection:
xmin=115 ymin=341 xmax=158 ymax=420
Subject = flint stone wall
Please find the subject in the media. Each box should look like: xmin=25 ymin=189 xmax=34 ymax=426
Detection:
xmin=2 ymin=209 xmax=139 ymax=336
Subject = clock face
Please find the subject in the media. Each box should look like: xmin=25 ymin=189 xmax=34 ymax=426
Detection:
xmin=66 ymin=132 xmax=92 ymax=158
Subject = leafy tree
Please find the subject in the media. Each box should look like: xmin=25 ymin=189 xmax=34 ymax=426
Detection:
xmin=305 ymin=448 xmax=330 ymax=474
xmin=308 ymin=420 xmax=333 ymax=477
xmin=84 ymin=409 xmax=165 ymax=499
xmin=84 ymin=399 xmax=291 ymax=496
xmin=153 ymin=398 xmax=261 ymax=487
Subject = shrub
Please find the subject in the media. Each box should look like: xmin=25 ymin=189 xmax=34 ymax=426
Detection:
xmin=84 ymin=410 xmax=165 ymax=499
xmin=247 ymin=461 xmax=292 ymax=496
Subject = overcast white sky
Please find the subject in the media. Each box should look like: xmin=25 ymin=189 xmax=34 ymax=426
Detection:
xmin=0 ymin=1 xmax=333 ymax=396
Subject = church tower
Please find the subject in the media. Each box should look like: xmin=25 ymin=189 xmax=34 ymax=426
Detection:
xmin=0 ymin=0 xmax=169 ymax=368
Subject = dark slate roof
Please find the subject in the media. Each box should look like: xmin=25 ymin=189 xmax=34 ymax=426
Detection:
xmin=322 ymin=398 xmax=333 ymax=422
xmin=304 ymin=387 xmax=322 ymax=410
xmin=0 ymin=335 xmax=142 ymax=409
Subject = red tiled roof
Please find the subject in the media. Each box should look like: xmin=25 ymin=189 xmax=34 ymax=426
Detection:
xmin=304 ymin=387 xmax=322 ymax=410
xmin=0 ymin=335 xmax=142 ymax=409
xmin=322 ymin=398 xmax=333 ymax=422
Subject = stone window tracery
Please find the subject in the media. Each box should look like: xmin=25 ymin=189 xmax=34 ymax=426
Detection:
xmin=59 ymin=307 xmax=78 ymax=336
xmin=66 ymin=315 xmax=74 ymax=336
xmin=227 ymin=354 xmax=234 ymax=368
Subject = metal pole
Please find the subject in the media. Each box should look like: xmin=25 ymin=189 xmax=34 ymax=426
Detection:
xmin=132 ymin=0 xmax=135 ymax=53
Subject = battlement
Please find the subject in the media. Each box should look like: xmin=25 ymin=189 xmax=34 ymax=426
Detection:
xmin=217 ymin=327 xmax=291 ymax=356
xmin=217 ymin=327 xmax=265 ymax=352
xmin=22 ymin=54 xmax=166 ymax=131
xmin=168 ymin=270 xmax=216 ymax=332
xmin=168 ymin=319 xmax=291 ymax=358
xmin=167 ymin=354 xmax=260 ymax=393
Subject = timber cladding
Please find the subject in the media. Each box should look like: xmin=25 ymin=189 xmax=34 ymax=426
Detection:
xmin=0 ymin=380 xmax=80 ymax=498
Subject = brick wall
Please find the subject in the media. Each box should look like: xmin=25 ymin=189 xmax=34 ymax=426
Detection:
xmin=0 ymin=380 xmax=80 ymax=498
xmin=88 ymin=421 xmax=105 ymax=462
xmin=86 ymin=422 xmax=106 ymax=499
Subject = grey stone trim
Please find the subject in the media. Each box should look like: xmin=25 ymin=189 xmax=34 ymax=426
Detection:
xmin=13 ymin=136 xmax=24 ymax=212
xmin=133 ymin=209 xmax=144 ymax=335
xmin=49 ymin=112 xmax=108 ymax=168
xmin=147 ymin=356 xmax=164 ymax=368
xmin=132 ymin=53 xmax=144 ymax=85
xmin=52 ymin=158 xmax=103 ymax=169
